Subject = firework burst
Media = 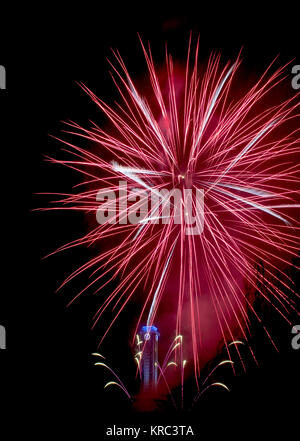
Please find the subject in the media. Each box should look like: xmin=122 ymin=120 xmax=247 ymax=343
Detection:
xmin=43 ymin=36 xmax=300 ymax=383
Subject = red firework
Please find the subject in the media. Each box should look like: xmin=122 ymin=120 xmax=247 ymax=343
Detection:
xmin=43 ymin=37 xmax=300 ymax=382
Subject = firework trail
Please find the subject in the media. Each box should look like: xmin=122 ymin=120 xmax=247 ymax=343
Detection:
xmin=93 ymin=334 xmax=233 ymax=411
xmin=43 ymin=36 xmax=300 ymax=383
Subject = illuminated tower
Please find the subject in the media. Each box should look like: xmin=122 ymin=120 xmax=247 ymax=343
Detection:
xmin=139 ymin=325 xmax=160 ymax=389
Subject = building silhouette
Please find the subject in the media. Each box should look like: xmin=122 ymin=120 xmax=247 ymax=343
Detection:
xmin=139 ymin=325 xmax=159 ymax=389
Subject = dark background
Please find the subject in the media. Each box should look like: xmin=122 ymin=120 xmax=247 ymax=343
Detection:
xmin=1 ymin=4 xmax=300 ymax=439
